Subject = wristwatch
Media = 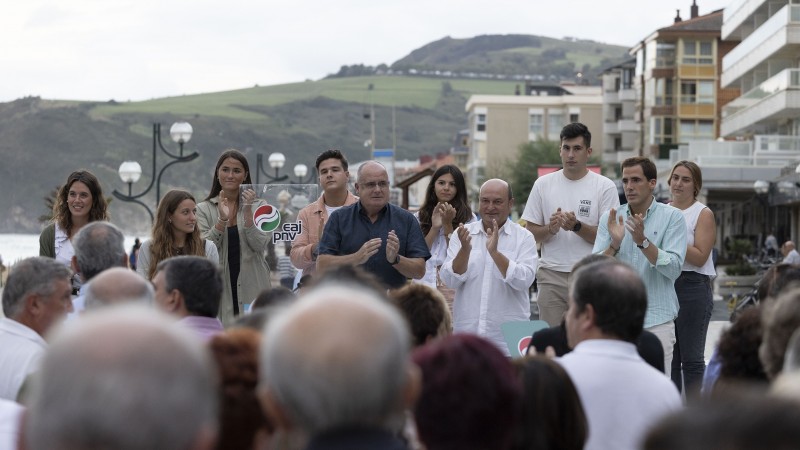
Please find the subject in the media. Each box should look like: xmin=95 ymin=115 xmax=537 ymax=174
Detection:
xmin=637 ymin=238 xmax=650 ymax=249
xmin=572 ymin=221 xmax=582 ymax=232
xmin=390 ymin=255 xmax=400 ymax=265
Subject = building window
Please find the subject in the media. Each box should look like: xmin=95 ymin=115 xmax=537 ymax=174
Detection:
xmin=569 ymin=113 xmax=579 ymax=123
xmin=548 ymin=113 xmax=563 ymax=140
xmin=680 ymin=80 xmax=714 ymax=104
xmin=529 ymin=114 xmax=543 ymax=135
xmin=655 ymin=78 xmax=674 ymax=106
xmin=656 ymin=43 xmax=676 ymax=67
xmin=622 ymin=68 xmax=634 ymax=89
xmin=680 ymin=120 xmax=714 ymax=141
xmin=651 ymin=117 xmax=674 ymax=144
xmin=682 ymin=40 xmax=713 ymax=65
xmin=475 ymin=114 xmax=486 ymax=132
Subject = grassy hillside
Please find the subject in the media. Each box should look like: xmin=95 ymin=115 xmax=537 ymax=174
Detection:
xmin=90 ymin=76 xmax=519 ymax=120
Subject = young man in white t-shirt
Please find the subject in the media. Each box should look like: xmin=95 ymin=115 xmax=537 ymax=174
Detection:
xmin=522 ymin=123 xmax=619 ymax=326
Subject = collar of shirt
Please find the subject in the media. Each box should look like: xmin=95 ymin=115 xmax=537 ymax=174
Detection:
xmin=470 ymin=219 xmax=513 ymax=236
xmin=626 ymin=196 xmax=656 ymax=219
xmin=356 ymin=202 xmax=388 ymax=219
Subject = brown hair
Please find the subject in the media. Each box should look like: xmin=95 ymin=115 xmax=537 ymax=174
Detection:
xmin=147 ymin=189 xmax=205 ymax=280
xmin=208 ymin=328 xmax=271 ymax=450
xmin=205 ymin=149 xmax=252 ymax=201
xmin=668 ymin=160 xmax=703 ymax=199
xmin=53 ymin=170 xmax=109 ymax=236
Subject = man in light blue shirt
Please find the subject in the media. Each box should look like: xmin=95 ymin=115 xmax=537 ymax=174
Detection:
xmin=593 ymin=157 xmax=686 ymax=374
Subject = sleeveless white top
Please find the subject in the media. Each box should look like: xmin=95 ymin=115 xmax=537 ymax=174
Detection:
xmin=680 ymin=201 xmax=716 ymax=276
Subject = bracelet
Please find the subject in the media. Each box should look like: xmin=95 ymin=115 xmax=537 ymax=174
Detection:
xmin=218 ymin=217 xmax=229 ymax=223
xmin=609 ymin=244 xmax=620 ymax=256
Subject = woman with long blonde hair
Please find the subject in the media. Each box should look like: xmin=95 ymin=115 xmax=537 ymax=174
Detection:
xmin=137 ymin=189 xmax=219 ymax=280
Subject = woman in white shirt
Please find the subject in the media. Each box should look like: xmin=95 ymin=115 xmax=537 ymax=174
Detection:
xmin=138 ymin=189 xmax=218 ymax=280
xmin=415 ymin=165 xmax=476 ymax=288
xmin=669 ymin=160 xmax=716 ymax=399
xmin=39 ymin=170 xmax=109 ymax=293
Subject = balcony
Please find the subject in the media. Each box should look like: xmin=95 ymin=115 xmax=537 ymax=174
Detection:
xmin=603 ymin=90 xmax=620 ymax=104
xmin=721 ymin=0 xmax=767 ymax=41
xmin=721 ymin=68 xmax=800 ymax=136
xmin=721 ymin=4 xmax=800 ymax=87
xmin=619 ymin=88 xmax=636 ymax=102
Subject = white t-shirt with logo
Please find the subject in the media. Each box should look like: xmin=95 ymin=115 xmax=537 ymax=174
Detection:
xmin=522 ymin=170 xmax=619 ymax=272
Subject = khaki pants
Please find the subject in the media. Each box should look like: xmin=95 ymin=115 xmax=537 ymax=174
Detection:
xmin=536 ymin=267 xmax=571 ymax=327
xmin=646 ymin=321 xmax=676 ymax=376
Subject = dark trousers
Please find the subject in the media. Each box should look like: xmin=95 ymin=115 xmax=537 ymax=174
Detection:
xmin=671 ymin=271 xmax=714 ymax=398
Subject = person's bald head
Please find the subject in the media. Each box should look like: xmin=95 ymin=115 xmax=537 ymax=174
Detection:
xmin=783 ymin=241 xmax=797 ymax=254
xmin=84 ymin=268 xmax=154 ymax=311
xmin=260 ymin=285 xmax=415 ymax=436
xmin=478 ymin=179 xmax=513 ymax=228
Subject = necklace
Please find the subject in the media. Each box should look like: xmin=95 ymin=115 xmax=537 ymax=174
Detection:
xmin=173 ymin=246 xmax=185 ymax=256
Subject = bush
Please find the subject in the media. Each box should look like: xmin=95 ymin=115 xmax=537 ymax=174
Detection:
xmin=726 ymin=239 xmax=757 ymax=276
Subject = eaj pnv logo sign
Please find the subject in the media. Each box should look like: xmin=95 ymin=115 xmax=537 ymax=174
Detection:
xmin=241 ymin=183 xmax=319 ymax=244
xmin=253 ymin=204 xmax=281 ymax=232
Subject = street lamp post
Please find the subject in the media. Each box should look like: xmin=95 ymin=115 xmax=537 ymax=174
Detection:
xmin=292 ymin=163 xmax=316 ymax=184
xmin=113 ymin=122 xmax=199 ymax=223
xmin=255 ymin=152 xmax=290 ymax=184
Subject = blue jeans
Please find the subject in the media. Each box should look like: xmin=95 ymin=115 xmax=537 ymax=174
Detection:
xmin=671 ymin=271 xmax=713 ymax=398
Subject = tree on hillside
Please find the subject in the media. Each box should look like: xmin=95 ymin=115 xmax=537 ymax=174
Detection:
xmin=507 ymin=139 xmax=561 ymax=215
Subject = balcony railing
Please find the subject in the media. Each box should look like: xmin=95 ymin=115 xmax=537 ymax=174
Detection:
xmin=722 ymin=5 xmax=800 ymax=78
xmin=669 ymin=136 xmax=800 ymax=167
xmin=722 ymin=0 xmax=766 ymax=40
xmin=723 ymin=68 xmax=800 ymax=117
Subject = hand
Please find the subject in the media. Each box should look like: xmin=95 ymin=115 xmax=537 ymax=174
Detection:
xmin=356 ymin=238 xmax=382 ymax=265
xmin=317 ymin=216 xmax=325 ymax=240
xmin=548 ymin=208 xmax=563 ymax=235
xmin=386 ymin=230 xmax=400 ymax=264
xmin=217 ymin=195 xmax=231 ymax=221
xmin=607 ymin=209 xmax=625 ymax=248
xmin=561 ymin=211 xmax=578 ymax=231
xmin=486 ymin=219 xmax=499 ymax=254
xmin=241 ymin=188 xmax=256 ymax=213
xmin=431 ymin=203 xmax=444 ymax=229
xmin=440 ymin=202 xmax=456 ymax=224
xmin=456 ymin=223 xmax=471 ymax=250
xmin=625 ymin=213 xmax=646 ymax=246
xmin=528 ymin=344 xmax=557 ymax=358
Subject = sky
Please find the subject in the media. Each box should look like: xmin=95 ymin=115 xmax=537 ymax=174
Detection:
xmin=1 ymin=0 xmax=734 ymax=103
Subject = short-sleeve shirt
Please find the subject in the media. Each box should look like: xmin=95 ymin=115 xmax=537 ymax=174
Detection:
xmin=521 ymin=170 xmax=619 ymax=272
xmin=319 ymin=202 xmax=431 ymax=288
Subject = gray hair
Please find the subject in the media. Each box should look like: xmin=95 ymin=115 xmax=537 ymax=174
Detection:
xmin=2 ymin=257 xmax=71 ymax=318
xmin=260 ymin=285 xmax=410 ymax=435
xmin=84 ymin=268 xmax=154 ymax=311
xmin=73 ymin=222 xmax=126 ymax=281
xmin=25 ymin=305 xmax=217 ymax=450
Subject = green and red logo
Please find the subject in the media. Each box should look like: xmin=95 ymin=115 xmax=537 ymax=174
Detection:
xmin=254 ymin=204 xmax=281 ymax=232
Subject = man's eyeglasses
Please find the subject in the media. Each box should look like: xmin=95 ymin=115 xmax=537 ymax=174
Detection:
xmin=361 ymin=181 xmax=390 ymax=190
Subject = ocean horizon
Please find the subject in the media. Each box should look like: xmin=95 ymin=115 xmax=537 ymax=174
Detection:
xmin=0 ymin=233 xmax=142 ymax=266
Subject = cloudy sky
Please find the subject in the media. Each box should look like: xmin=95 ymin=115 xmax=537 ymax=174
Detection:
xmin=1 ymin=0 xmax=732 ymax=102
